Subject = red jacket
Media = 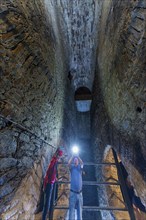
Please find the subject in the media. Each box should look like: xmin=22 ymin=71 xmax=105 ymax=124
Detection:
xmin=43 ymin=156 xmax=58 ymax=189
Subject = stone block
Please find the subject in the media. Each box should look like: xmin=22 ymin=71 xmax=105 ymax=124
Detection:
xmin=0 ymin=130 xmax=17 ymax=157
xmin=0 ymin=158 xmax=17 ymax=170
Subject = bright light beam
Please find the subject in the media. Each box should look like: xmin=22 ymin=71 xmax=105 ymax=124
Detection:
xmin=72 ymin=145 xmax=79 ymax=154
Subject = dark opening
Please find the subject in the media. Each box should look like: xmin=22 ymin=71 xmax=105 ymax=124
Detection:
xmin=75 ymin=87 xmax=92 ymax=100
xmin=136 ymin=107 xmax=142 ymax=113
xmin=68 ymin=71 xmax=73 ymax=82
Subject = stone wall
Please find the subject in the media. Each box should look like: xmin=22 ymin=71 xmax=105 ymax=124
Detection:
xmin=76 ymin=111 xmax=90 ymax=140
xmin=55 ymin=0 xmax=100 ymax=90
xmin=0 ymin=0 xmax=76 ymax=219
xmin=91 ymin=0 xmax=146 ymax=218
xmin=1 ymin=0 xmax=146 ymax=219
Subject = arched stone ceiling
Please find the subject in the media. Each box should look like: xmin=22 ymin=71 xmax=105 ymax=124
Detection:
xmin=56 ymin=0 xmax=101 ymax=91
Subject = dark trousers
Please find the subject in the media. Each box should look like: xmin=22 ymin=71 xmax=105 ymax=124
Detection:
xmin=42 ymin=183 xmax=53 ymax=220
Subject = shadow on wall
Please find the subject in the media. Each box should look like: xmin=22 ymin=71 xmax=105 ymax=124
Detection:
xmin=103 ymin=145 xmax=146 ymax=220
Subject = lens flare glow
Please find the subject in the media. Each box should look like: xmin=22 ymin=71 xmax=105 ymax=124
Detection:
xmin=72 ymin=145 xmax=79 ymax=154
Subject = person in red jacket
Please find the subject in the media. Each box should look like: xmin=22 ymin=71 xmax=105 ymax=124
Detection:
xmin=42 ymin=148 xmax=63 ymax=220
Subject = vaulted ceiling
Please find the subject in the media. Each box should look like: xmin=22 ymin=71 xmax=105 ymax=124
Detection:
xmin=45 ymin=0 xmax=100 ymax=91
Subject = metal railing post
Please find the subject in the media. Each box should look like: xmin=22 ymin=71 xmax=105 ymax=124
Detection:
xmin=112 ymin=148 xmax=136 ymax=220
xmin=49 ymin=182 xmax=57 ymax=220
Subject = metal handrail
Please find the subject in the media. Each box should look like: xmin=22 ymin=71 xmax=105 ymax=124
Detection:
xmin=51 ymin=150 xmax=135 ymax=219
xmin=0 ymin=114 xmax=55 ymax=148
xmin=58 ymin=162 xmax=116 ymax=165
xmin=112 ymin=148 xmax=136 ymax=220
xmin=56 ymin=181 xmax=120 ymax=186
xmin=54 ymin=205 xmax=128 ymax=211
